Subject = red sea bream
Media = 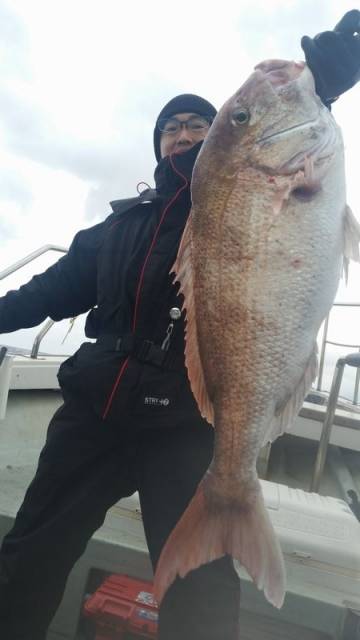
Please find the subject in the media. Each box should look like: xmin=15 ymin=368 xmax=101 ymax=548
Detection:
xmin=154 ymin=59 xmax=360 ymax=608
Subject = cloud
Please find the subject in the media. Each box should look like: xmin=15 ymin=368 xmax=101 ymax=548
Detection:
xmin=3 ymin=0 xmax=345 ymax=220
xmin=0 ymin=2 xmax=359 ymax=285
xmin=0 ymin=1 xmax=29 ymax=80
xmin=0 ymin=75 xmax=168 ymax=222
xmin=0 ymin=168 xmax=33 ymax=208
xmin=0 ymin=168 xmax=34 ymax=241
xmin=0 ymin=86 xmax=111 ymax=178
xmin=0 ymin=217 xmax=16 ymax=241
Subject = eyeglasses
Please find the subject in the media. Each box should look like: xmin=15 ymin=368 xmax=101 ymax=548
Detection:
xmin=158 ymin=115 xmax=212 ymax=134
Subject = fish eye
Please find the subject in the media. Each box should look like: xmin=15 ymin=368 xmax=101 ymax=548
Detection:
xmin=231 ymin=108 xmax=250 ymax=126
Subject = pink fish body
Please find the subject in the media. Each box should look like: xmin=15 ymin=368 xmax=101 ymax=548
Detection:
xmin=154 ymin=60 xmax=360 ymax=608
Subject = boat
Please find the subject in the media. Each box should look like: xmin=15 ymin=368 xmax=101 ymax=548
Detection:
xmin=1 ymin=246 xmax=360 ymax=640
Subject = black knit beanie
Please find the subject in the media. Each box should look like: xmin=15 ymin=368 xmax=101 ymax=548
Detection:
xmin=153 ymin=93 xmax=217 ymax=162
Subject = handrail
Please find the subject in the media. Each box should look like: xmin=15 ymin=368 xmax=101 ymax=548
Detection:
xmin=317 ymin=302 xmax=360 ymax=405
xmin=0 ymin=245 xmax=67 ymax=280
xmin=0 ymin=245 xmax=68 ymax=358
xmin=31 ymin=319 xmax=57 ymax=359
xmin=1 ymin=248 xmax=359 ymax=376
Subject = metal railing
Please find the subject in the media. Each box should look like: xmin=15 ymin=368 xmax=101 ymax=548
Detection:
xmin=311 ymin=352 xmax=360 ymax=493
xmin=0 ymin=245 xmax=67 ymax=281
xmin=0 ymin=245 xmax=68 ymax=359
xmin=317 ymin=302 xmax=360 ymax=406
xmin=1 ymin=246 xmax=359 ymax=375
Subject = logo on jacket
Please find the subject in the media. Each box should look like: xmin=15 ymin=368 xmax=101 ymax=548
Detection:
xmin=144 ymin=396 xmax=170 ymax=407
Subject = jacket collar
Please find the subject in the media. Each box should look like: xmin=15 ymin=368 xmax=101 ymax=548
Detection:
xmin=110 ymin=188 xmax=158 ymax=215
xmin=153 ymin=141 xmax=202 ymax=196
xmin=110 ymin=141 xmax=202 ymax=215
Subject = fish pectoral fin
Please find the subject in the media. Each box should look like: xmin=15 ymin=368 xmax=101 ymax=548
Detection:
xmin=343 ymin=205 xmax=360 ymax=283
xmin=263 ymin=345 xmax=318 ymax=445
xmin=172 ymin=213 xmax=214 ymax=425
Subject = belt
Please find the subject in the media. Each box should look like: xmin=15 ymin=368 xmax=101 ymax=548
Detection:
xmin=96 ymin=334 xmax=184 ymax=371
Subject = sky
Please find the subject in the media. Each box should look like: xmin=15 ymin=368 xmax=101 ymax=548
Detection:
xmin=0 ymin=0 xmax=359 ymax=398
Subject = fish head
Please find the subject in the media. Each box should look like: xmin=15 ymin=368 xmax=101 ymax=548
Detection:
xmin=192 ymin=59 xmax=342 ymax=202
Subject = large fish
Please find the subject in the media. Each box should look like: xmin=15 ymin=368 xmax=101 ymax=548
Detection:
xmin=154 ymin=60 xmax=360 ymax=608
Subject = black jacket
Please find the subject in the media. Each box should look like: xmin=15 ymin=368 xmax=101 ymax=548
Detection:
xmin=0 ymin=145 xmax=205 ymax=426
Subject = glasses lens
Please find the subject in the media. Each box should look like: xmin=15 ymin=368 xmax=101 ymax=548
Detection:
xmin=158 ymin=118 xmax=179 ymax=133
xmin=187 ymin=116 xmax=211 ymax=131
xmin=158 ymin=116 xmax=212 ymax=134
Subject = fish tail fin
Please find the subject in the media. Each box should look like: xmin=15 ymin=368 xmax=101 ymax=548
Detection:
xmin=230 ymin=484 xmax=286 ymax=608
xmin=153 ymin=478 xmax=286 ymax=609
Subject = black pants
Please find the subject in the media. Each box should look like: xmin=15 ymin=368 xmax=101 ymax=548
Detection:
xmin=0 ymin=399 xmax=240 ymax=640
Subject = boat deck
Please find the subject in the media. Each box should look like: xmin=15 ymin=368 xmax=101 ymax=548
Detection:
xmin=0 ymin=357 xmax=360 ymax=639
xmin=0 ymin=457 xmax=358 ymax=640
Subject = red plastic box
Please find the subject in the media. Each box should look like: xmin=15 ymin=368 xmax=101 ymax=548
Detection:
xmin=83 ymin=574 xmax=158 ymax=639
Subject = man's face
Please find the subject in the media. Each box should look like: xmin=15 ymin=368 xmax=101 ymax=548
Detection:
xmin=159 ymin=112 xmax=211 ymax=158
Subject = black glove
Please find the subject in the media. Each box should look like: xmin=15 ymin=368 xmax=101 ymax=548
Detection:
xmin=301 ymin=9 xmax=360 ymax=106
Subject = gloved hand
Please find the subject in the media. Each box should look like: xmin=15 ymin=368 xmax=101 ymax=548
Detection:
xmin=301 ymin=9 xmax=360 ymax=105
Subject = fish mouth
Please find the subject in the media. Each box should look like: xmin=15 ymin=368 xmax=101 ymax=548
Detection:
xmin=254 ymin=114 xmax=339 ymax=175
xmin=255 ymin=59 xmax=305 ymax=90
xmin=255 ymin=118 xmax=318 ymax=145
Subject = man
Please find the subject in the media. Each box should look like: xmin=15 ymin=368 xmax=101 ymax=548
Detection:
xmin=0 ymin=11 xmax=359 ymax=640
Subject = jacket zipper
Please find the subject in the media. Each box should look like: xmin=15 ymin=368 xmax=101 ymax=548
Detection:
xmin=102 ymin=156 xmax=189 ymax=419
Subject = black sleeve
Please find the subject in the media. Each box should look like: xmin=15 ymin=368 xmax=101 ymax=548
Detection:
xmin=0 ymin=216 xmax=112 ymax=334
xmin=301 ymin=9 xmax=360 ymax=106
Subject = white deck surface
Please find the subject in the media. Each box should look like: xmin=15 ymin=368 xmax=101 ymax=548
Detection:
xmin=1 ymin=358 xmax=360 ymax=639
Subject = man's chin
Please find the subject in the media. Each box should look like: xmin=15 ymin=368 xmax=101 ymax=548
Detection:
xmin=173 ymin=146 xmax=194 ymax=155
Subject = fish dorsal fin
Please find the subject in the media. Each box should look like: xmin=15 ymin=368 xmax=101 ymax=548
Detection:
xmin=172 ymin=214 xmax=214 ymax=425
xmin=262 ymin=345 xmax=318 ymax=445
xmin=343 ymin=205 xmax=360 ymax=283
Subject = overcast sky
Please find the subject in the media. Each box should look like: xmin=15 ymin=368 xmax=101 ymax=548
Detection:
xmin=0 ymin=0 xmax=359 ymax=397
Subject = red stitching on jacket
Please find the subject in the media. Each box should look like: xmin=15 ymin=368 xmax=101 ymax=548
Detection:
xmin=132 ymin=163 xmax=189 ymax=332
xmin=102 ymin=155 xmax=189 ymax=420
xmin=102 ymin=355 xmax=131 ymax=419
